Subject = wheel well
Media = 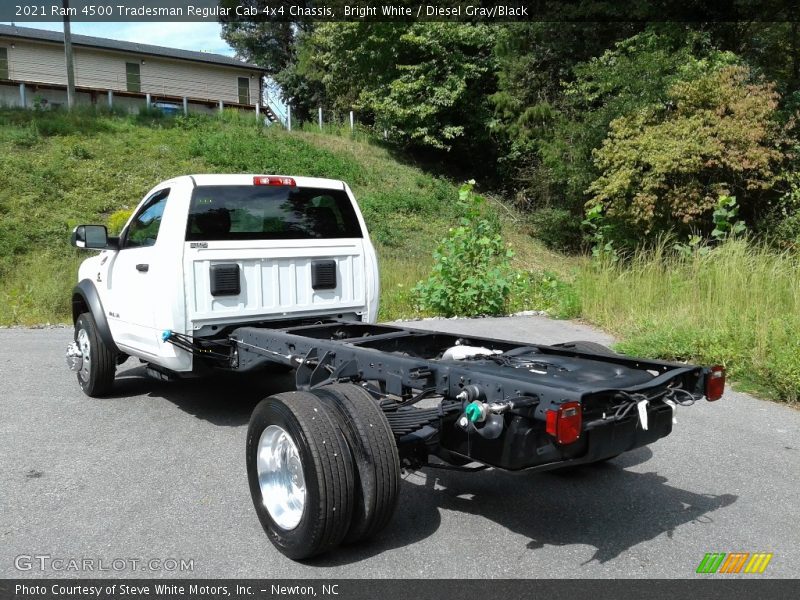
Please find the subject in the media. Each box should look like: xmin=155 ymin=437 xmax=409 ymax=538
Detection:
xmin=72 ymin=293 xmax=89 ymax=324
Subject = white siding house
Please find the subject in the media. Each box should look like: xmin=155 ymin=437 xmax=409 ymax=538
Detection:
xmin=0 ymin=24 xmax=269 ymax=116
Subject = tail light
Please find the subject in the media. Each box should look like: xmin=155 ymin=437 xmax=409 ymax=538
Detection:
xmin=545 ymin=401 xmax=582 ymax=444
xmin=705 ymin=365 xmax=726 ymax=401
xmin=253 ymin=175 xmax=296 ymax=186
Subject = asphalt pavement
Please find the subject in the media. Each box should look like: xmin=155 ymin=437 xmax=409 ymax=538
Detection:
xmin=1 ymin=316 xmax=798 ymax=578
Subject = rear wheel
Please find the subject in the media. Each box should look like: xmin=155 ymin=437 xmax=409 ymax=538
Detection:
xmin=313 ymin=383 xmax=400 ymax=543
xmin=74 ymin=312 xmax=116 ymax=397
xmin=246 ymin=391 xmax=354 ymax=560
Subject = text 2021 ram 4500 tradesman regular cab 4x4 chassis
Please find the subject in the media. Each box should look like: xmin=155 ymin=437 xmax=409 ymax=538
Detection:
xmin=66 ymin=174 xmax=726 ymax=559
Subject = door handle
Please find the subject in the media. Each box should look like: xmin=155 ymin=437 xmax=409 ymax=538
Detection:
xmin=136 ymin=264 xmax=149 ymax=272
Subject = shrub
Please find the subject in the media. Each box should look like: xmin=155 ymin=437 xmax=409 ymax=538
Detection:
xmin=107 ymin=209 xmax=133 ymax=235
xmin=588 ymin=65 xmax=790 ymax=241
xmin=134 ymin=107 xmax=171 ymax=125
xmin=33 ymin=108 xmax=112 ymax=136
xmin=759 ymin=171 xmax=800 ymax=249
xmin=509 ymin=270 xmax=581 ymax=318
xmin=529 ymin=207 xmax=585 ymax=252
xmin=760 ymin=208 xmax=800 ymax=250
xmin=9 ymin=123 xmax=40 ymax=148
xmin=711 ymin=195 xmax=747 ymax=240
xmin=70 ymin=144 xmax=94 ymax=160
xmin=414 ymin=181 xmax=515 ymax=316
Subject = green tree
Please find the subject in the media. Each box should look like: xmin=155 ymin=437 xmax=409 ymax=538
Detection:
xmin=298 ymin=22 xmax=498 ymax=155
xmin=542 ymin=30 xmax=738 ymax=211
xmin=219 ymin=1 xmax=320 ymax=118
xmin=588 ymin=65 xmax=789 ymax=239
xmin=490 ymin=22 xmax=643 ymax=205
xmin=220 ymin=21 xmax=296 ymax=76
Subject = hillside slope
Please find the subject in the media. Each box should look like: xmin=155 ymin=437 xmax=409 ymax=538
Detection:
xmin=1 ymin=109 xmax=796 ymax=403
xmin=0 ymin=108 xmax=558 ymax=325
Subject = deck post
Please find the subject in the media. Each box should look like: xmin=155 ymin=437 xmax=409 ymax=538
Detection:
xmin=145 ymin=93 xmax=151 ymax=110
xmin=255 ymin=102 xmax=260 ymax=123
xmin=219 ymin=100 xmax=224 ymax=113
xmin=183 ymin=96 xmax=188 ymax=116
xmin=19 ymin=83 xmax=26 ymax=108
xmin=107 ymin=90 xmax=113 ymax=109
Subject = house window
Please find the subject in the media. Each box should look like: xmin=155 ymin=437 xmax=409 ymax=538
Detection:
xmin=126 ymin=62 xmax=141 ymax=93
xmin=238 ymin=77 xmax=250 ymax=105
xmin=0 ymin=48 xmax=8 ymax=80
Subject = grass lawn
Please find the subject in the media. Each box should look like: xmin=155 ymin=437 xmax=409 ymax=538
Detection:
xmin=0 ymin=107 xmax=545 ymax=324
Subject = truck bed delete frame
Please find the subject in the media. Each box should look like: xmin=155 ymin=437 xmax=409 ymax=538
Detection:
xmin=227 ymin=320 xmax=706 ymax=471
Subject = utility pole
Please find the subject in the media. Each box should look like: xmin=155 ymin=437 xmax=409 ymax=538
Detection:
xmin=63 ymin=0 xmax=76 ymax=109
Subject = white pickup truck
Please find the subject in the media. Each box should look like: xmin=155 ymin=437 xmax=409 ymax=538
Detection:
xmin=67 ymin=174 xmax=380 ymax=396
xmin=67 ymin=173 xmax=724 ymax=560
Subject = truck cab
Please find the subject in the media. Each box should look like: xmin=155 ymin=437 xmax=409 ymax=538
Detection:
xmin=68 ymin=174 xmax=379 ymax=394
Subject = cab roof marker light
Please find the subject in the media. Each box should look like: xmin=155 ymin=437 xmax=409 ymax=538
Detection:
xmin=253 ymin=176 xmax=296 ymax=187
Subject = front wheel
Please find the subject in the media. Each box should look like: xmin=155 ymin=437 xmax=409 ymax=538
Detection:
xmin=74 ymin=312 xmax=117 ymax=397
xmin=246 ymin=391 xmax=354 ymax=560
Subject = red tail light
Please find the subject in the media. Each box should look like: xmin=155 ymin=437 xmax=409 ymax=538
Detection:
xmin=705 ymin=365 xmax=726 ymax=401
xmin=253 ymin=175 xmax=296 ymax=186
xmin=546 ymin=409 xmax=557 ymax=437
xmin=545 ymin=401 xmax=582 ymax=444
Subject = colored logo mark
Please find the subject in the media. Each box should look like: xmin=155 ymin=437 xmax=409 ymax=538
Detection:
xmin=696 ymin=552 xmax=773 ymax=574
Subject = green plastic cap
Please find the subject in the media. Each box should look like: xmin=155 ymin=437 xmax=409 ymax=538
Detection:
xmin=465 ymin=402 xmax=483 ymax=423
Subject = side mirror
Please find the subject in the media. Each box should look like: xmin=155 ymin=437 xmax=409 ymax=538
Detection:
xmin=71 ymin=225 xmax=113 ymax=250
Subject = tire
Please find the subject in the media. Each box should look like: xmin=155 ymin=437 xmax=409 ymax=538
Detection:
xmin=556 ymin=340 xmax=620 ymax=357
xmin=246 ymin=391 xmax=354 ymax=560
xmin=313 ymin=383 xmax=400 ymax=544
xmin=74 ymin=312 xmax=117 ymax=397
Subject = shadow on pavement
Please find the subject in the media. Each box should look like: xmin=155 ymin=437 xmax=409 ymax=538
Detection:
xmin=101 ymin=367 xmax=738 ymax=566
xmin=312 ymin=448 xmax=737 ymax=567
xmin=109 ymin=364 xmax=296 ymax=427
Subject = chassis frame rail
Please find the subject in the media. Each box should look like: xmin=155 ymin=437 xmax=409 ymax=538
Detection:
xmin=230 ymin=320 xmax=704 ymax=409
xmin=230 ymin=319 xmax=709 ymax=471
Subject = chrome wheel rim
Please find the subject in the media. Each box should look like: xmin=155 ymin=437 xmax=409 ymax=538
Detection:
xmin=77 ymin=328 xmax=91 ymax=383
xmin=257 ymin=425 xmax=306 ymax=530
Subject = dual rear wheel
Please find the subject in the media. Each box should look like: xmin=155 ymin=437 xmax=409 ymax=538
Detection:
xmin=246 ymin=384 xmax=400 ymax=560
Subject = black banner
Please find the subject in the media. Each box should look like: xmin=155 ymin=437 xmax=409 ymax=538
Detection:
xmin=1 ymin=580 xmax=799 ymax=600
xmin=2 ymin=0 xmax=800 ymax=23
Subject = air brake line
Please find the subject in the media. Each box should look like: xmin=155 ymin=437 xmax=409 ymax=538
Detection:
xmin=161 ymin=330 xmax=232 ymax=361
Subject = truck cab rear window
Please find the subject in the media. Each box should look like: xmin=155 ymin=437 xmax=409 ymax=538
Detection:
xmin=186 ymin=185 xmax=363 ymax=241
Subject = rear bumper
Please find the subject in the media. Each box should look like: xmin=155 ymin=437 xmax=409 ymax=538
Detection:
xmin=439 ymin=403 xmax=674 ymax=472
xmin=522 ymin=403 xmax=674 ymax=473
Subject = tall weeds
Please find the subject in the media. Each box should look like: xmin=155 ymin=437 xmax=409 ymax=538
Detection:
xmin=576 ymin=237 xmax=800 ymax=402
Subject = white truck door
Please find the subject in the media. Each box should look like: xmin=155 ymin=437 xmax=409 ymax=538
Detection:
xmin=106 ymin=187 xmax=171 ymax=358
